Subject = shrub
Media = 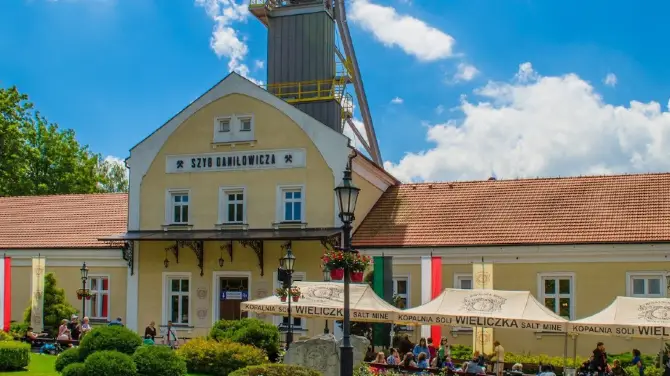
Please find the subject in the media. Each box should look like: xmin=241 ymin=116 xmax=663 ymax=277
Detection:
xmin=0 ymin=331 xmax=13 ymax=341
xmin=210 ymin=318 xmax=280 ymax=360
xmin=230 ymin=364 xmax=324 ymax=376
xmin=55 ymin=347 xmax=81 ymax=372
xmin=23 ymin=273 xmax=77 ymax=337
xmin=62 ymin=363 xmax=87 ymax=376
xmin=133 ymin=345 xmax=187 ymax=376
xmin=9 ymin=322 xmax=28 ymax=340
xmin=83 ymin=350 xmax=137 ymax=376
xmin=626 ymin=365 xmax=661 ymax=376
xmin=78 ymin=325 xmax=143 ymax=360
xmin=0 ymin=341 xmax=30 ymax=371
xmin=178 ymin=338 xmax=267 ymax=375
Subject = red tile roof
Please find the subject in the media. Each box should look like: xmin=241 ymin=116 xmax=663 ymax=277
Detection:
xmin=0 ymin=193 xmax=128 ymax=249
xmin=353 ymin=173 xmax=670 ymax=247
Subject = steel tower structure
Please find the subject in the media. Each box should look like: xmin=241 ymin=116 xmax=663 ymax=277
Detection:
xmin=249 ymin=0 xmax=382 ymax=166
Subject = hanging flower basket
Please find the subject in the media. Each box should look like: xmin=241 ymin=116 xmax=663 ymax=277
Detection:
xmin=280 ymin=296 xmax=287 ymax=302
xmin=289 ymin=287 xmax=301 ymax=302
xmin=275 ymin=287 xmax=288 ymax=302
xmin=330 ymin=268 xmax=345 ymax=281
xmin=292 ymin=295 xmax=300 ymax=302
xmin=76 ymin=288 xmax=92 ymax=300
xmin=351 ymin=271 xmax=364 ymax=283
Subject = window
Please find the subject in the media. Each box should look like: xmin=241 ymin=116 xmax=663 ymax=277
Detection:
xmin=539 ymin=273 xmax=574 ymax=320
xmin=454 ymin=274 xmax=473 ymax=290
xmin=88 ymin=276 xmax=110 ymax=321
xmin=627 ymin=273 xmax=666 ymax=297
xmin=240 ymin=118 xmax=252 ymax=132
xmin=273 ymin=271 xmax=305 ymax=329
xmin=167 ymin=277 xmax=190 ymax=325
xmin=281 ymin=188 xmax=303 ymax=222
xmin=219 ymin=118 xmax=231 ymax=132
xmin=392 ymin=277 xmax=409 ymax=308
xmin=221 ymin=189 xmax=245 ymax=224
xmin=170 ymin=192 xmax=189 ymax=224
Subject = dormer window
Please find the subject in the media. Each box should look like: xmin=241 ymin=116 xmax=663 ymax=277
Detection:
xmin=213 ymin=115 xmax=255 ymax=144
xmin=219 ymin=119 xmax=231 ymax=132
xmin=240 ymin=118 xmax=252 ymax=132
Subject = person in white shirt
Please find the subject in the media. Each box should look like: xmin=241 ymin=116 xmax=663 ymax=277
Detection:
xmin=493 ymin=341 xmax=505 ymax=376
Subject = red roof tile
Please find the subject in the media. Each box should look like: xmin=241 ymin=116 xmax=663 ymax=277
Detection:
xmin=0 ymin=193 xmax=128 ymax=249
xmin=352 ymin=173 xmax=670 ymax=247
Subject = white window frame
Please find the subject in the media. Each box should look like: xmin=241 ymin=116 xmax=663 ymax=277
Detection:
xmin=272 ymin=271 xmax=306 ymax=330
xmin=87 ymin=274 xmax=111 ymax=321
xmin=162 ymin=272 xmax=192 ymax=326
xmin=453 ymin=273 xmax=473 ymax=331
xmin=537 ymin=272 xmax=576 ymax=320
xmin=626 ymin=272 xmax=667 ymax=298
xmin=454 ymin=273 xmax=473 ymax=290
xmin=218 ymin=186 xmax=247 ymax=224
xmin=211 ymin=271 xmax=254 ymax=325
xmin=165 ymin=189 xmax=191 ymax=225
xmin=392 ymin=275 xmax=410 ymax=308
xmin=239 ymin=116 xmax=253 ymax=132
xmin=217 ymin=117 xmax=231 ymax=132
xmin=276 ymin=185 xmax=306 ymax=223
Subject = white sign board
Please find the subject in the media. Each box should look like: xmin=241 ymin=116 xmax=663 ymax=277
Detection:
xmin=166 ymin=148 xmax=306 ymax=173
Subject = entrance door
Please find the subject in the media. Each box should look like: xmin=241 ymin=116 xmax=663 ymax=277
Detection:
xmin=219 ymin=277 xmax=249 ymax=321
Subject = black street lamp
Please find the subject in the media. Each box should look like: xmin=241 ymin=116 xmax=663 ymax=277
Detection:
xmin=334 ymin=155 xmax=360 ymax=376
xmin=279 ymin=245 xmax=296 ymax=349
xmin=80 ymin=262 xmax=89 ymax=319
xmin=322 ymin=266 xmax=331 ymax=334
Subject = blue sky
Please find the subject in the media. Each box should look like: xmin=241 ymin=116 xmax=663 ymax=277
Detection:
xmin=2 ymin=0 xmax=670 ymax=182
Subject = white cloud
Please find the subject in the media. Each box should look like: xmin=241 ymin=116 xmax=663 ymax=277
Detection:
xmin=435 ymin=105 xmax=445 ymax=115
xmin=195 ymin=0 xmax=263 ymax=85
xmin=385 ymin=62 xmax=670 ymax=182
xmin=104 ymin=155 xmax=129 ymax=179
xmin=349 ymin=0 xmax=456 ymax=61
xmin=390 ymin=97 xmax=404 ymax=104
xmin=604 ymin=73 xmax=617 ymax=87
xmin=453 ymin=63 xmax=479 ymax=82
xmin=254 ymin=60 xmax=265 ymax=70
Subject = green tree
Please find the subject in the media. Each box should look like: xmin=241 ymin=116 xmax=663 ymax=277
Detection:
xmin=24 ymin=273 xmax=78 ymax=336
xmin=0 ymin=86 xmax=128 ymax=196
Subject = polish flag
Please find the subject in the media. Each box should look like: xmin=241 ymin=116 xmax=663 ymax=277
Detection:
xmin=0 ymin=257 xmax=11 ymax=332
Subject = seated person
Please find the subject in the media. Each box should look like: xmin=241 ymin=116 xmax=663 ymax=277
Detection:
xmin=373 ymin=352 xmax=387 ymax=364
xmin=508 ymin=363 xmax=523 ymax=375
xmin=416 ymin=352 xmax=430 ymax=369
xmin=57 ymin=319 xmax=70 ymax=340
xmin=611 ymin=359 xmax=628 ymax=376
xmin=402 ymin=352 xmax=417 ymax=368
xmin=538 ymin=365 xmax=557 ymax=376
xmin=25 ymin=327 xmax=46 ymax=341
xmin=465 ymin=353 xmax=486 ymax=375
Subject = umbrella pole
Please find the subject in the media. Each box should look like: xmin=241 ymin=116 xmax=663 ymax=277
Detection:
xmin=563 ymin=332 xmax=568 ymax=370
xmin=572 ymin=335 xmax=578 ymax=371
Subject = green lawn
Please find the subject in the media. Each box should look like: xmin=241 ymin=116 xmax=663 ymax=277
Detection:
xmin=0 ymin=353 xmax=207 ymax=376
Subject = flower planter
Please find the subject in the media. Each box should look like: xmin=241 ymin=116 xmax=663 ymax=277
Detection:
xmin=280 ymin=296 xmax=287 ymax=302
xmin=292 ymin=296 xmax=300 ymax=302
xmin=77 ymin=295 xmax=83 ymax=300
xmin=351 ymin=271 xmax=364 ymax=283
xmin=85 ymin=296 xmax=92 ymax=300
xmin=330 ymin=268 xmax=345 ymax=281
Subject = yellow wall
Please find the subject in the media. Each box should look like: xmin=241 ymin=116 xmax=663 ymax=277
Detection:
xmin=352 ymin=171 xmax=383 ymax=231
xmin=137 ymin=240 xmax=331 ymax=337
xmin=139 ymin=93 xmax=335 ymax=230
xmin=10 ymin=265 xmax=127 ymax=325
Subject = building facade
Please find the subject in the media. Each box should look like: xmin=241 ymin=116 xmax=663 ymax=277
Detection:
xmin=353 ymin=174 xmax=670 ymax=356
xmin=0 ymin=193 xmax=128 ymax=326
xmin=102 ymin=73 xmax=396 ymax=338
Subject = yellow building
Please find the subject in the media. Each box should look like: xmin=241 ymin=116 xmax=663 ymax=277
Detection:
xmin=0 ymin=193 xmax=128 ymax=326
xmin=353 ymin=174 xmax=670 ymax=357
xmin=101 ymin=73 xmax=397 ymax=338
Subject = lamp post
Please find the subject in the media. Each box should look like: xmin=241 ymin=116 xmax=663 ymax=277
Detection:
xmin=279 ymin=246 xmax=296 ymax=349
xmin=322 ymin=266 xmax=331 ymax=334
xmin=80 ymin=262 xmax=89 ymax=319
xmin=334 ymin=155 xmax=360 ymax=376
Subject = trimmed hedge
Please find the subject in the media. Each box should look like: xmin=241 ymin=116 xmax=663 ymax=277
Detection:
xmin=210 ymin=318 xmax=280 ymax=361
xmin=133 ymin=345 xmax=187 ymax=376
xmin=0 ymin=341 xmax=30 ymax=371
xmin=83 ymin=350 xmax=137 ymax=376
xmin=78 ymin=325 xmax=143 ymax=360
xmin=62 ymin=362 xmax=87 ymax=376
xmin=230 ymin=364 xmax=323 ymax=376
xmin=55 ymin=347 xmax=81 ymax=372
xmin=178 ymin=338 xmax=267 ymax=375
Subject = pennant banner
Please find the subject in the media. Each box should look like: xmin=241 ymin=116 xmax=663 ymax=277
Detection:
xmin=472 ymin=262 xmax=494 ymax=354
xmin=430 ymin=256 xmax=442 ymax=344
xmin=420 ymin=256 xmax=432 ymax=339
xmin=31 ymin=257 xmax=46 ymax=332
xmin=0 ymin=257 xmax=9 ymax=332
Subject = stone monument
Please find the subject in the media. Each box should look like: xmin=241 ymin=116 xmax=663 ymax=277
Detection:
xmin=284 ymin=334 xmax=370 ymax=376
